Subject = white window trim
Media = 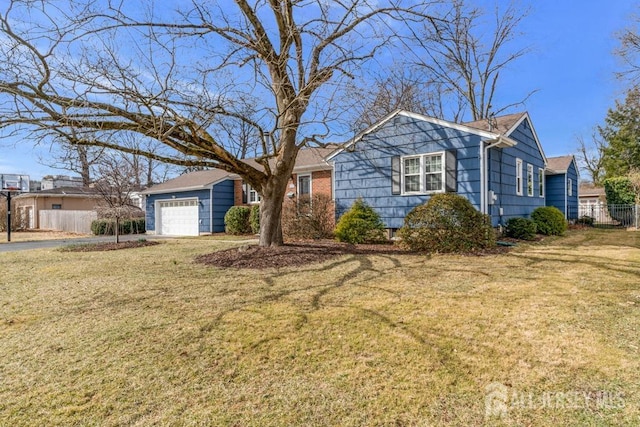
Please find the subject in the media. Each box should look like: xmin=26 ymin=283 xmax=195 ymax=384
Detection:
xmin=516 ymin=158 xmax=523 ymax=196
xmin=538 ymin=168 xmax=545 ymax=198
xmin=247 ymin=185 xmax=261 ymax=204
xmin=401 ymin=151 xmax=446 ymax=195
xmin=527 ymin=163 xmax=534 ymax=197
xmin=568 ymin=178 xmax=573 ymax=197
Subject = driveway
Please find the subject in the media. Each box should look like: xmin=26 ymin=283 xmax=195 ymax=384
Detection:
xmin=0 ymin=234 xmax=170 ymax=253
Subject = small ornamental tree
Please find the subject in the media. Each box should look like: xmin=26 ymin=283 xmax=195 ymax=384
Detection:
xmin=530 ymin=206 xmax=567 ymax=236
xmin=398 ymin=193 xmax=495 ymax=253
xmin=334 ymin=199 xmax=386 ymax=244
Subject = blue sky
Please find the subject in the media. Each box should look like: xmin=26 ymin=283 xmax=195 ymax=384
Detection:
xmin=0 ymin=1 xmax=637 ymax=180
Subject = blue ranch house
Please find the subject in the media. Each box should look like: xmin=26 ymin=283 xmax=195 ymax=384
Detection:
xmin=328 ymin=110 xmax=578 ymax=231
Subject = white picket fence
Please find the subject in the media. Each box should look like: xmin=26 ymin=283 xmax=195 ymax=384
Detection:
xmin=39 ymin=210 xmax=97 ymax=234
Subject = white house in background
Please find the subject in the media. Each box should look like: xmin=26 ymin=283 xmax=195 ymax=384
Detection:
xmin=41 ymin=175 xmax=84 ymax=190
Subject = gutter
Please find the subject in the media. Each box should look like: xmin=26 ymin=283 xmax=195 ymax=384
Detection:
xmin=480 ymin=136 xmax=516 ymax=215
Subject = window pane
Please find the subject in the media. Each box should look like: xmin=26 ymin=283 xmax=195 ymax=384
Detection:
xmin=424 ymin=155 xmax=442 ymax=173
xmin=404 ymin=157 xmax=420 ymax=174
xmin=404 ymin=175 xmax=420 ymax=192
xmin=425 ymin=174 xmax=442 ymax=191
xmin=298 ymin=176 xmax=311 ymax=196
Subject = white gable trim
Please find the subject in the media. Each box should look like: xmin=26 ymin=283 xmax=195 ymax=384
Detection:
xmin=505 ymin=112 xmax=548 ymax=166
xmin=326 ymin=109 xmax=512 ymax=161
xmin=142 ymin=176 xmax=233 ymax=195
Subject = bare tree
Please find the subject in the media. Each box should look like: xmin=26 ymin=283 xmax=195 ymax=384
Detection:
xmin=411 ymin=0 xmax=534 ymax=121
xmin=39 ymin=134 xmax=105 ymax=186
xmin=93 ymin=154 xmax=141 ymax=244
xmin=347 ymin=67 xmax=466 ymax=131
xmin=0 ymin=0 xmax=435 ymax=247
xmin=617 ymin=11 xmax=640 ymax=87
xmin=576 ymin=133 xmax=607 ymax=185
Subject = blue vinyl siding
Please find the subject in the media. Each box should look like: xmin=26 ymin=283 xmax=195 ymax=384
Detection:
xmin=332 ymin=114 xmax=482 ymax=229
xmin=212 ymin=180 xmax=234 ymax=232
xmin=566 ymin=160 xmax=579 ymax=219
xmin=486 ymin=119 xmax=546 ymax=226
xmin=545 ymin=174 xmax=566 ymax=215
xmin=545 ymin=160 xmax=579 ymax=219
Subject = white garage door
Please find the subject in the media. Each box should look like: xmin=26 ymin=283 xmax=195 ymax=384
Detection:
xmin=157 ymin=199 xmax=199 ymax=236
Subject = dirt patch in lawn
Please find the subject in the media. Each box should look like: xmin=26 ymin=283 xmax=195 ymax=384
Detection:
xmin=195 ymin=241 xmax=407 ymax=269
xmin=60 ymin=240 xmax=161 ymax=252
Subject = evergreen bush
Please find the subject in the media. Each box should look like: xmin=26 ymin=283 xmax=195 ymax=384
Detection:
xmin=505 ymin=217 xmax=537 ymax=240
xmin=249 ymin=204 xmax=260 ymax=234
xmin=224 ymin=206 xmax=251 ymax=234
xmin=398 ymin=193 xmax=495 ymax=253
xmin=334 ymin=199 xmax=385 ymax=244
xmin=530 ymin=206 xmax=567 ymax=236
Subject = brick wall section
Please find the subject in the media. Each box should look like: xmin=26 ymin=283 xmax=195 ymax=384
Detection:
xmin=233 ymin=169 xmax=333 ymax=206
xmin=233 ymin=179 xmax=245 ymax=206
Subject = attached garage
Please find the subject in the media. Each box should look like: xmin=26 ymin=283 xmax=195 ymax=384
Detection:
xmin=157 ymin=199 xmax=199 ymax=236
xmin=142 ymin=169 xmax=236 ymax=236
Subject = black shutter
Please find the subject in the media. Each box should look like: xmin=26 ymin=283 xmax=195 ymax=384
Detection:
xmin=242 ymin=181 xmax=248 ymax=204
xmin=391 ymin=156 xmax=401 ymax=195
xmin=445 ymin=150 xmax=457 ymax=193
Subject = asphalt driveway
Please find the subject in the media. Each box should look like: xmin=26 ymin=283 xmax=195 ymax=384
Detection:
xmin=0 ymin=234 xmax=168 ymax=253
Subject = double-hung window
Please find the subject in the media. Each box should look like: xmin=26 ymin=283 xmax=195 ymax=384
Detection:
xmin=527 ymin=164 xmax=534 ymax=197
xmin=568 ymin=178 xmax=573 ymax=197
xmin=248 ymin=186 xmax=261 ymax=204
xmin=538 ymin=168 xmax=544 ymax=197
xmin=515 ymin=158 xmax=523 ymax=196
xmin=402 ymin=152 xmax=445 ymax=194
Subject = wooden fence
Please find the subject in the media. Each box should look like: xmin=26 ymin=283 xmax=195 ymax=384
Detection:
xmin=39 ymin=210 xmax=97 ymax=234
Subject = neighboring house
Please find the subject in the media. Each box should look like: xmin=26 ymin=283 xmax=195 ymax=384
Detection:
xmin=328 ymin=110 xmax=547 ymax=230
xmin=578 ymin=184 xmax=607 ymax=217
xmin=545 ymin=155 xmax=579 ymax=219
xmin=13 ymin=186 xmax=102 ymax=232
xmin=41 ymin=175 xmax=84 ymax=190
xmin=141 ymin=147 xmax=335 ymax=236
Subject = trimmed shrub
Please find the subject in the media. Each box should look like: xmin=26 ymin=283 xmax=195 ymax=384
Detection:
xmin=334 ymin=199 xmax=385 ymax=244
xmin=249 ymin=204 xmax=260 ymax=234
xmin=398 ymin=193 xmax=495 ymax=253
xmin=283 ymin=194 xmax=335 ymax=240
xmin=530 ymin=206 xmax=567 ymax=236
xmin=224 ymin=206 xmax=251 ymax=235
xmin=576 ymin=215 xmax=594 ymax=226
xmin=505 ymin=217 xmax=537 ymax=240
xmin=91 ymin=218 xmax=145 ymax=235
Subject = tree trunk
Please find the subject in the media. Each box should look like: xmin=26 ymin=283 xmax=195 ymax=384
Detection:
xmin=259 ymin=173 xmax=289 ymax=247
xmin=115 ymin=217 xmax=120 ymax=244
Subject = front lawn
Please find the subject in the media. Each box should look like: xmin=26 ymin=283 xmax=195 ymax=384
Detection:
xmin=0 ymin=229 xmax=638 ymax=425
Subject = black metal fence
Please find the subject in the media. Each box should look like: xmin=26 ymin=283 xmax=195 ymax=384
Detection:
xmin=569 ymin=204 xmax=639 ymax=229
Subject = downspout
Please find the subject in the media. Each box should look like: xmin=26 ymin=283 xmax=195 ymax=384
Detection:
xmin=482 ymin=138 xmax=506 ymax=215
xmin=210 ymin=185 xmax=214 ymax=234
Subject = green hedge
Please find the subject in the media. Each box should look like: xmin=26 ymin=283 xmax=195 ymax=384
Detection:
xmin=91 ymin=218 xmax=145 ymax=235
xmin=505 ymin=217 xmax=537 ymax=240
xmin=224 ymin=206 xmax=252 ymax=235
xmin=249 ymin=204 xmax=260 ymax=234
xmin=530 ymin=206 xmax=567 ymax=236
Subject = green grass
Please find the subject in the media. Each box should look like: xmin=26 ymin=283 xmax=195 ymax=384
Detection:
xmin=0 ymin=229 xmax=639 ymax=425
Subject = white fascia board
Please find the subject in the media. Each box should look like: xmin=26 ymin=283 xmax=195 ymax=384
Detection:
xmin=505 ymin=112 xmax=548 ymax=166
xmin=293 ymin=163 xmax=333 ymax=173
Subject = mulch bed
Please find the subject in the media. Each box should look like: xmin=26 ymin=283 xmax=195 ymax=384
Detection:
xmin=60 ymin=240 xmax=161 ymax=252
xmin=195 ymin=240 xmax=407 ymax=269
xmin=195 ymin=240 xmax=513 ymax=269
